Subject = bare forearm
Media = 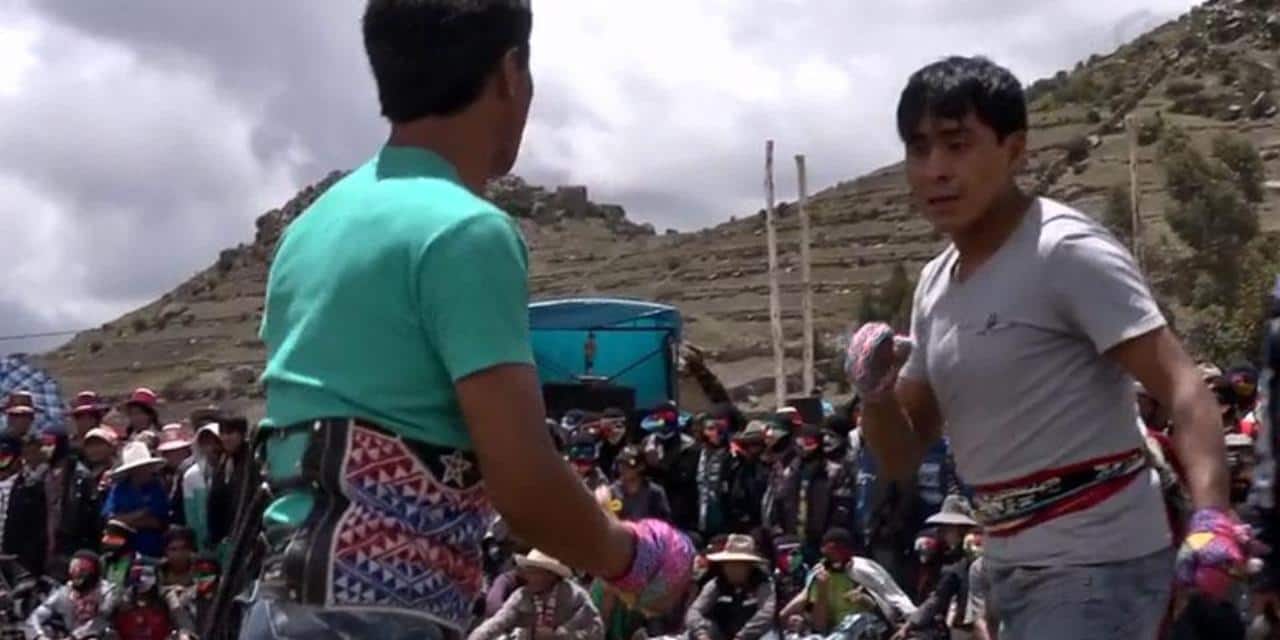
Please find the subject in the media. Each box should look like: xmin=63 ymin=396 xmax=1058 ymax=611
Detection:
xmin=461 ymin=365 xmax=635 ymax=579
xmin=1169 ymin=382 xmax=1230 ymax=511
xmin=861 ymin=396 xmax=927 ymax=482
xmin=487 ymin=440 xmax=632 ymax=577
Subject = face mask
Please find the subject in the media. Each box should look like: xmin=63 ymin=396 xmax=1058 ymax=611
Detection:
xmin=798 ymin=438 xmax=822 ymax=458
xmin=194 ymin=564 xmax=219 ymax=598
xmin=703 ymin=421 xmax=728 ymax=447
xmin=101 ymin=533 xmax=128 ymax=553
xmin=914 ymin=535 xmax=940 ymax=565
xmin=963 ymin=532 xmax=983 ymax=559
xmin=567 ymin=442 xmax=600 ymax=463
xmin=128 ymin=565 xmax=157 ymax=595
xmin=821 ymin=544 xmax=852 ymax=571
xmin=69 ymin=557 xmax=99 ymax=591
xmin=600 ymin=419 xmax=627 ymax=444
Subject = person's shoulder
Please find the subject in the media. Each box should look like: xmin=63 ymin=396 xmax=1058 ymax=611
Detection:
xmin=916 ymin=245 xmax=957 ymax=295
xmin=1034 ymin=197 xmax=1120 ymax=253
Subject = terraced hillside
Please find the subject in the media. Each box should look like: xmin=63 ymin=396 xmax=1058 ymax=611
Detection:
xmin=35 ymin=0 xmax=1280 ymax=417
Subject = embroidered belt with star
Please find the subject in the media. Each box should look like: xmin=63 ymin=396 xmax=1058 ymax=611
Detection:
xmin=971 ymin=448 xmax=1148 ymax=538
xmin=259 ymin=417 xmax=492 ymax=634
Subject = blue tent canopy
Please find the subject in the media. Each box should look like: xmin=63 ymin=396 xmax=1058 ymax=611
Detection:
xmin=529 ymin=298 xmax=681 ymax=410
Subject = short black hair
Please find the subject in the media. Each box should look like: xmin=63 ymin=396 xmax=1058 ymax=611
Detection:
xmin=822 ymin=527 xmax=855 ymax=548
xmin=218 ymin=416 xmax=248 ymax=435
xmin=896 ymin=56 xmax=1027 ymax=142
xmin=363 ymin=0 xmax=533 ymax=122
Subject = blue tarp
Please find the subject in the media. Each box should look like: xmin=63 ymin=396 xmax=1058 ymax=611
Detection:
xmin=0 ymin=355 xmax=66 ymax=433
xmin=529 ymin=298 xmax=681 ymax=410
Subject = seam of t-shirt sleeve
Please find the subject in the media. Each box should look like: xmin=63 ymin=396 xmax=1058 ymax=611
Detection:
xmin=1096 ymin=309 xmax=1167 ymax=355
xmin=1046 ymin=230 xmax=1163 ymax=353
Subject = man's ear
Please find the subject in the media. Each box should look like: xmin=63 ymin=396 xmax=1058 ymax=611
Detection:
xmin=495 ymin=47 xmax=527 ymax=102
xmin=1005 ymin=130 xmax=1029 ymax=172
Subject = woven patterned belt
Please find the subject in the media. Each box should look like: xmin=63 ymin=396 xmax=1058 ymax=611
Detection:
xmin=972 ymin=448 xmax=1148 ymax=537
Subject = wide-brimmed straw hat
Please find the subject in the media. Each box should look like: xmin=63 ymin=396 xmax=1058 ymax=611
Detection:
xmin=707 ymin=534 xmax=766 ymax=565
xmin=515 ymin=549 xmax=572 ymax=579
xmin=112 ymin=441 xmax=165 ymax=476
xmin=925 ymin=495 xmax=978 ymax=527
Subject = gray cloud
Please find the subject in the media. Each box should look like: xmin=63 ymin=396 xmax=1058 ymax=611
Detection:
xmin=2 ymin=0 xmax=1198 ymax=356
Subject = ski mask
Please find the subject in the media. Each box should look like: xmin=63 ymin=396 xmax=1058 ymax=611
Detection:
xmin=797 ymin=425 xmax=823 ymax=460
xmin=194 ymin=558 xmax=220 ymax=598
xmin=823 ymin=429 xmax=847 ymax=462
xmin=68 ymin=553 xmax=101 ymax=593
xmin=641 ymin=404 xmax=681 ymax=441
xmin=914 ymin=534 xmax=941 ymax=565
xmin=127 ymin=563 xmax=158 ymax=598
xmin=820 ymin=528 xmax=856 ymax=572
xmin=963 ymin=532 xmax=984 ymax=560
xmin=700 ymin=417 xmax=730 ymax=448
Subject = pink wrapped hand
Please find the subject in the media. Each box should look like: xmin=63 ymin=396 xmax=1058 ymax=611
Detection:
xmin=845 ymin=322 xmax=914 ymax=399
xmin=607 ymin=519 xmax=695 ymax=614
xmin=1175 ymin=508 xmax=1251 ymax=600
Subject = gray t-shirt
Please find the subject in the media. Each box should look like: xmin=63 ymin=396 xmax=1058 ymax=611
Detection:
xmin=901 ymin=197 xmax=1171 ymax=566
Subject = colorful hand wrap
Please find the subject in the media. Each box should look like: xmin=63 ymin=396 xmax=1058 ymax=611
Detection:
xmin=608 ymin=519 xmax=695 ymax=614
xmin=845 ymin=323 xmax=913 ymax=397
xmin=1175 ymin=508 xmax=1251 ymax=600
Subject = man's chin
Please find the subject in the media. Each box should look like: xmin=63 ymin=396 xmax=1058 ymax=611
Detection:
xmin=924 ymin=213 xmax=969 ymax=235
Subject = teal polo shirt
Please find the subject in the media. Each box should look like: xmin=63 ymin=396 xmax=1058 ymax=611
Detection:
xmin=259 ymin=146 xmax=535 ymax=451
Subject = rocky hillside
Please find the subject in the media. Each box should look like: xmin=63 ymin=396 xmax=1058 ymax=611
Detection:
xmin=35 ymin=0 xmax=1280 ymax=417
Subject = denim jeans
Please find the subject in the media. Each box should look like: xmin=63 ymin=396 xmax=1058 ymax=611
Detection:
xmin=988 ymin=548 xmax=1174 ymax=640
xmin=239 ymin=596 xmax=456 ymax=640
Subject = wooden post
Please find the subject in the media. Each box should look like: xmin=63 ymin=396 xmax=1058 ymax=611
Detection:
xmin=765 ymin=141 xmax=786 ymax=409
xmin=795 ymin=154 xmax=815 ymax=396
xmin=1125 ymin=115 xmax=1143 ymax=269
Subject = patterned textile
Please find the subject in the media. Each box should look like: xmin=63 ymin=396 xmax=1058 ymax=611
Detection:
xmin=695 ymin=448 xmax=727 ymax=534
xmin=1175 ymin=507 xmax=1251 ymax=600
xmin=328 ymin=424 xmax=492 ymax=630
xmin=0 ymin=355 xmax=65 ymax=433
xmin=608 ymin=519 xmax=694 ymax=615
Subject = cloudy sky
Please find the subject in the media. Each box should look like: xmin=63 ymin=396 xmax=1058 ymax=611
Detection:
xmin=0 ymin=0 xmax=1199 ymax=356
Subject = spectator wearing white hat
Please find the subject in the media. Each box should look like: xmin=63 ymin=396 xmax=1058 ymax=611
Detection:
xmin=685 ymin=534 xmax=777 ymax=640
xmin=468 ymin=549 xmax=603 ymax=640
xmin=101 ymin=441 xmax=170 ymax=558
xmin=896 ymin=496 xmax=978 ymax=640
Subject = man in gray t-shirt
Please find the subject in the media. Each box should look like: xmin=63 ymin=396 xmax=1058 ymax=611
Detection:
xmin=849 ymin=57 xmax=1239 ymax=640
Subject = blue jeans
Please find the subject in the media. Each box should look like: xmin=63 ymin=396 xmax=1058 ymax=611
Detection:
xmin=988 ymin=548 xmax=1174 ymax=640
xmin=239 ymin=596 xmax=456 ymax=640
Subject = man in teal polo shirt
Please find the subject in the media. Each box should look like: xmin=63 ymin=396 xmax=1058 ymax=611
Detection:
xmin=238 ymin=2 xmax=692 ymax=638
